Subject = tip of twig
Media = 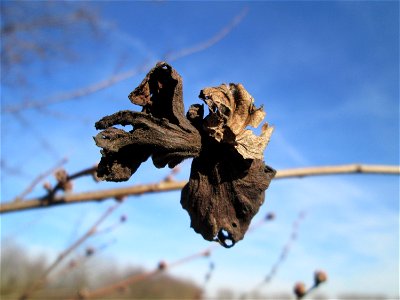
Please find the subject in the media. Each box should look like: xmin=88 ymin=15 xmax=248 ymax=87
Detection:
xmin=314 ymin=270 xmax=328 ymax=286
xmin=158 ymin=261 xmax=167 ymax=270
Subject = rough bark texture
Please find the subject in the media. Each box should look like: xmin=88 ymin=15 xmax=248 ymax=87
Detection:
xmin=94 ymin=62 xmax=275 ymax=247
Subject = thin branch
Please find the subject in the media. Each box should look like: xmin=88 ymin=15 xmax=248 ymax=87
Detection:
xmin=0 ymin=159 xmax=30 ymax=178
xmin=4 ymin=63 xmax=148 ymax=113
xmin=276 ymin=163 xmax=400 ymax=177
xmin=52 ymin=239 xmax=117 ymax=284
xmin=164 ymin=7 xmax=248 ymax=61
xmin=71 ymin=248 xmax=213 ymax=300
xmin=1 ymin=180 xmax=187 ymax=214
xmin=19 ymin=203 xmax=120 ymax=300
xmin=14 ymin=157 xmax=68 ymax=202
xmin=48 ymin=164 xmax=98 ymax=197
xmin=247 ymin=211 xmax=306 ymax=296
xmin=4 ymin=9 xmax=248 ymax=114
xmin=70 ymin=211 xmax=271 ymax=300
xmin=13 ymin=112 xmax=61 ymax=159
xmin=0 ymin=164 xmax=398 ymax=214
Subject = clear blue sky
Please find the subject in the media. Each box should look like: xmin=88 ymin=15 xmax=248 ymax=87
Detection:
xmin=1 ymin=1 xmax=399 ymax=298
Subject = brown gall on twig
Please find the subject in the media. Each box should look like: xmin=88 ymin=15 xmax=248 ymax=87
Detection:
xmin=94 ymin=62 xmax=275 ymax=248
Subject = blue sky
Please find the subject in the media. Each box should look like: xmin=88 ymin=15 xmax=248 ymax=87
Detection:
xmin=1 ymin=1 xmax=399 ymax=298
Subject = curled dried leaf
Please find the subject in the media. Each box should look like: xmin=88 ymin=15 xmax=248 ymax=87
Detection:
xmin=199 ymin=83 xmax=273 ymax=160
xmin=94 ymin=62 xmax=201 ymax=181
xmin=94 ymin=62 xmax=275 ymax=247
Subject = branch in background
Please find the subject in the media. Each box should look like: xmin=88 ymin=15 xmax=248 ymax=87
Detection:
xmin=164 ymin=7 xmax=248 ymax=61
xmin=69 ymin=211 xmax=272 ymax=300
xmin=14 ymin=157 xmax=68 ymax=202
xmin=1 ymin=164 xmax=398 ymax=214
xmin=72 ymin=248 xmax=211 ymax=300
xmin=13 ymin=112 xmax=62 ymax=159
xmin=197 ymin=212 xmax=274 ymax=299
xmin=46 ymin=164 xmax=99 ymax=198
xmin=246 ymin=211 xmax=306 ymax=297
xmin=52 ymin=239 xmax=117 ymax=284
xmin=3 ymin=62 xmax=150 ymax=114
xmin=0 ymin=159 xmax=30 ymax=178
xmin=3 ymin=8 xmax=248 ymax=114
xmin=19 ymin=203 xmax=121 ymax=300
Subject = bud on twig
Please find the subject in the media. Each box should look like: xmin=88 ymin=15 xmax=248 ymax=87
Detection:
xmin=314 ymin=270 xmax=327 ymax=286
xmin=54 ymin=169 xmax=73 ymax=192
xmin=158 ymin=261 xmax=167 ymax=270
xmin=85 ymin=247 xmax=95 ymax=257
xmin=293 ymin=282 xmax=306 ymax=299
xmin=55 ymin=169 xmax=68 ymax=183
xmin=265 ymin=212 xmax=275 ymax=221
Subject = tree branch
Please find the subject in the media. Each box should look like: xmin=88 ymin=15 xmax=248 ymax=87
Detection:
xmin=14 ymin=157 xmax=68 ymax=202
xmin=1 ymin=164 xmax=398 ymax=214
xmin=19 ymin=203 xmax=120 ymax=300
xmin=3 ymin=8 xmax=248 ymax=114
xmin=71 ymin=210 xmax=273 ymax=300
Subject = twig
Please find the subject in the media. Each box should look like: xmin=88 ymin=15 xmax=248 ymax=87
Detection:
xmin=0 ymin=159 xmax=29 ymax=178
xmin=52 ymin=239 xmax=117 ymax=283
xmin=1 ymin=164 xmax=398 ymax=214
xmin=247 ymin=211 xmax=306 ymax=296
xmin=71 ymin=248 xmax=213 ymax=300
xmin=14 ymin=157 xmax=68 ymax=202
xmin=276 ymin=164 xmax=400 ymax=177
xmin=4 ymin=9 xmax=248 ymax=114
xmin=0 ymin=180 xmax=187 ymax=214
xmin=19 ymin=203 xmax=120 ymax=300
xmin=47 ymin=164 xmax=98 ymax=197
xmin=13 ymin=112 xmax=61 ymax=159
xmin=294 ymin=270 xmax=328 ymax=299
xmin=70 ymin=211 xmax=271 ymax=300
xmin=165 ymin=7 xmax=248 ymax=61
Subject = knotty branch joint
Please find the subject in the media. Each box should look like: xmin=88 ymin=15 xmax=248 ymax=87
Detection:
xmin=94 ymin=62 xmax=275 ymax=247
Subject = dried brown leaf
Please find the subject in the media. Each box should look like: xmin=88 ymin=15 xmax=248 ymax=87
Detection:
xmin=94 ymin=62 xmax=275 ymax=247
xmin=199 ymin=83 xmax=273 ymax=159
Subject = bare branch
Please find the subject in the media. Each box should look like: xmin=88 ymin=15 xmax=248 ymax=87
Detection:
xmin=1 ymin=180 xmax=187 ymax=214
xmin=164 ymin=7 xmax=248 ymax=61
xmin=12 ymin=112 xmax=61 ymax=159
xmin=247 ymin=211 xmax=306 ymax=296
xmin=48 ymin=165 xmax=98 ymax=197
xmin=1 ymin=164 xmax=398 ymax=214
xmin=71 ymin=208 xmax=272 ymax=300
xmin=72 ymin=246 xmax=211 ymax=300
xmin=14 ymin=157 xmax=68 ymax=202
xmin=19 ymin=203 xmax=120 ymax=300
xmin=3 ymin=8 xmax=248 ymax=114
xmin=276 ymin=163 xmax=400 ymax=177
xmin=4 ymin=63 xmax=149 ymax=113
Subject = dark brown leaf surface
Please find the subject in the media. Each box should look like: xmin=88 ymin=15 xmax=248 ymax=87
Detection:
xmin=94 ymin=62 xmax=275 ymax=247
xmin=94 ymin=62 xmax=201 ymax=181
